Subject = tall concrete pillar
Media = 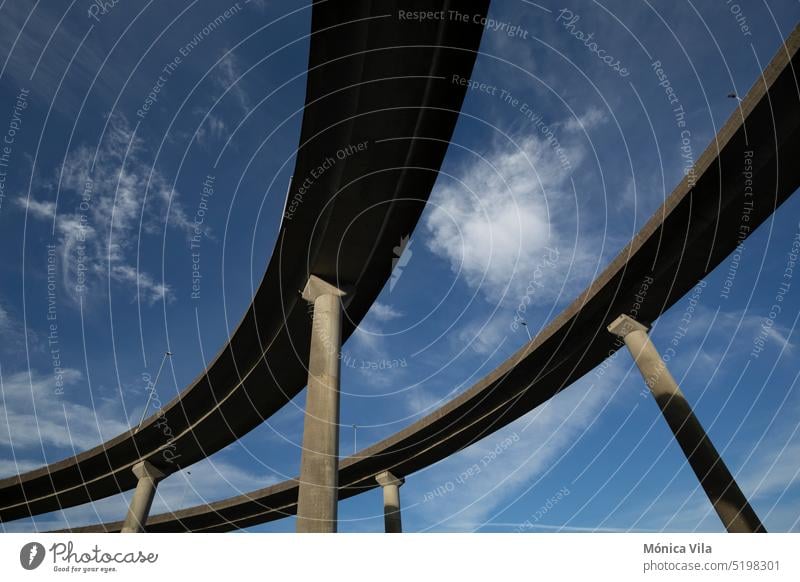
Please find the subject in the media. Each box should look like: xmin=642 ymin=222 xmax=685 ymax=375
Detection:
xmin=121 ymin=461 xmax=165 ymax=533
xmin=375 ymin=471 xmax=404 ymax=533
xmin=296 ymin=275 xmax=348 ymax=533
xmin=608 ymin=314 xmax=765 ymax=533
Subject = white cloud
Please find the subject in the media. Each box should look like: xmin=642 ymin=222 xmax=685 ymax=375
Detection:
xmin=636 ymin=415 xmax=800 ymax=533
xmin=196 ymin=114 xmax=228 ymax=143
xmin=2 ymin=453 xmax=280 ymax=532
xmin=350 ymin=325 xmax=382 ymax=353
xmin=246 ymin=0 xmax=269 ymax=12
xmin=111 ymin=265 xmax=171 ymax=304
xmin=18 ymin=198 xmax=56 ymax=220
xmin=408 ymin=125 xmax=611 ymax=431
xmin=0 ymin=367 xmax=130 ymax=455
xmin=402 ymin=300 xmax=800 ymax=532
xmin=563 ymin=106 xmax=609 ymax=133
xmin=424 ymin=131 xmax=596 ymax=307
xmin=405 ymin=387 xmax=446 ymax=417
xmin=1 ymin=360 xmax=281 ymax=531
xmin=593 ymin=306 xmax=800 ymax=532
xmin=215 ymin=53 xmax=250 ymax=113
xmin=651 ymin=305 xmax=796 ymax=371
xmin=747 ymin=441 xmax=800 ymax=499
xmin=18 ymin=115 xmax=194 ymax=304
xmin=0 ymin=458 xmax=45 ymax=476
xmin=408 ymin=370 xmax=618 ymax=531
xmin=0 ymin=299 xmax=37 ymax=354
xmin=457 ymin=312 xmax=510 ymax=356
xmin=0 ymin=3 xmax=124 ymax=117
xmin=344 ymin=302 xmax=409 ymax=389
xmin=0 ymin=302 xmax=13 ymax=337
xmin=368 ymin=301 xmax=403 ymax=322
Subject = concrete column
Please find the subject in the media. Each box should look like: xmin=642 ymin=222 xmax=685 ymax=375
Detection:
xmin=296 ymin=275 xmax=348 ymax=533
xmin=608 ymin=314 xmax=765 ymax=533
xmin=121 ymin=461 xmax=165 ymax=533
xmin=375 ymin=471 xmax=404 ymax=533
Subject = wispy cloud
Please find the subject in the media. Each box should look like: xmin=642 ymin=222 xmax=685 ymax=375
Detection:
xmin=3 ymin=453 xmax=279 ymax=532
xmin=246 ymin=0 xmax=269 ymax=12
xmin=19 ymin=199 xmax=56 ymax=220
xmin=0 ymin=4 xmax=123 ymax=116
xmin=0 ymin=458 xmax=47 ymax=476
xmin=196 ymin=113 xmax=228 ymax=144
xmin=653 ymin=305 xmax=796 ymax=370
xmin=562 ymin=106 xmax=609 ymax=133
xmin=407 ymin=370 xmax=619 ymax=531
xmin=456 ymin=312 xmax=511 ymax=356
xmin=0 ymin=367 xmax=129 ymax=456
xmin=405 ymin=386 xmax=447 ymax=417
xmin=417 ymin=119 xmax=608 ymax=421
xmin=424 ymin=129 xmax=597 ymax=307
xmin=17 ymin=115 xmax=194 ymax=304
xmin=345 ymin=302 xmax=409 ymax=389
xmin=0 ymin=300 xmax=32 ymax=352
xmin=367 ymin=301 xmax=403 ymax=322
xmin=214 ymin=53 xmax=250 ymax=114
xmin=0 ymin=303 xmax=11 ymax=334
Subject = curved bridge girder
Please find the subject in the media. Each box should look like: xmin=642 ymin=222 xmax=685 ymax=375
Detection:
xmin=64 ymin=22 xmax=800 ymax=534
xmin=0 ymin=0 xmax=490 ymax=523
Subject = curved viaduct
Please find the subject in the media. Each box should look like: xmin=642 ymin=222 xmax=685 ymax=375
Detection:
xmin=64 ymin=23 xmax=800 ymax=533
xmin=0 ymin=0 xmax=490 ymax=523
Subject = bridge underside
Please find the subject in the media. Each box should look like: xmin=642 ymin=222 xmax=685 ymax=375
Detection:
xmin=62 ymin=24 xmax=800 ymax=534
xmin=0 ymin=0 xmax=490 ymax=523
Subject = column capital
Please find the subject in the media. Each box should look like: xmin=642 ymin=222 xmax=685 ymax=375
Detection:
xmin=302 ymin=275 xmax=350 ymax=303
xmin=607 ymin=314 xmax=649 ymax=338
xmin=131 ymin=460 xmax=165 ymax=483
xmin=375 ymin=471 xmax=404 ymax=488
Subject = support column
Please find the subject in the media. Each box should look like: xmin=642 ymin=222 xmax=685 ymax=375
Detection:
xmin=121 ymin=461 xmax=165 ymax=533
xmin=608 ymin=314 xmax=765 ymax=533
xmin=296 ymin=275 xmax=348 ymax=533
xmin=375 ymin=471 xmax=404 ymax=533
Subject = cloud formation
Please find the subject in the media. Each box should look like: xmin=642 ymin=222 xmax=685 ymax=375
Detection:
xmin=424 ymin=126 xmax=598 ymax=308
xmin=18 ymin=115 xmax=193 ymax=304
xmin=0 ymin=367 xmax=129 ymax=456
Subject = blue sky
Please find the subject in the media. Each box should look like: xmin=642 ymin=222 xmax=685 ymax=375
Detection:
xmin=0 ymin=1 xmax=799 ymax=533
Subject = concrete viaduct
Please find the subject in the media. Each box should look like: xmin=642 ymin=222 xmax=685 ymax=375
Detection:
xmin=1 ymin=4 xmax=798 ymax=534
xmin=60 ymin=23 xmax=800 ymax=534
xmin=0 ymin=0 xmax=489 ymax=524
